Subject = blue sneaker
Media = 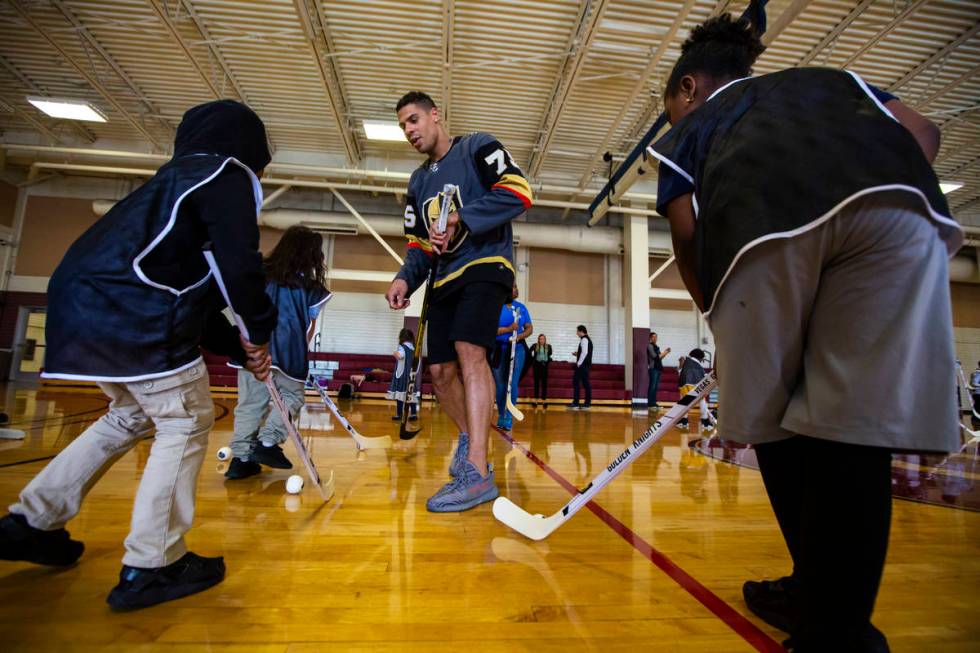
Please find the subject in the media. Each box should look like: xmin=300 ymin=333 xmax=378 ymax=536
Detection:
xmin=448 ymin=432 xmax=469 ymax=477
xmin=426 ymin=461 xmax=499 ymax=513
xmin=495 ymin=415 xmax=513 ymax=431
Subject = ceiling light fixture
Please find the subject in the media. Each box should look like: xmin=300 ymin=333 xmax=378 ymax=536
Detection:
xmin=363 ymin=120 xmax=406 ymax=142
xmin=27 ymin=96 xmax=107 ymax=122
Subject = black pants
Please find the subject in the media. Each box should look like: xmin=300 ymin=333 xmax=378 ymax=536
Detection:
xmin=572 ymin=364 xmax=591 ymax=406
xmin=532 ymin=362 xmax=549 ymax=400
xmin=754 ymin=436 xmax=893 ymax=649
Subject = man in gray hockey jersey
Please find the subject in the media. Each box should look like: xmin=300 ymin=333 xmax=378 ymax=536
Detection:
xmin=385 ymin=91 xmax=533 ymax=512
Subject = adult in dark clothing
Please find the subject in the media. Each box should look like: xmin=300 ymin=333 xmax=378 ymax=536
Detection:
xmin=567 ymin=325 xmax=593 ymax=410
xmin=647 ymin=332 xmax=671 ymax=412
xmin=0 ymin=100 xmax=276 ymax=611
xmin=529 ymin=334 xmax=553 ymax=406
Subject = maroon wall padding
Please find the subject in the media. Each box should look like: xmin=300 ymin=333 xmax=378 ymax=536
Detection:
xmin=0 ymin=291 xmax=47 ymax=349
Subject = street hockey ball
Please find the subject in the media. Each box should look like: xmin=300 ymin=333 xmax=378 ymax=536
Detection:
xmin=216 ymin=446 xmax=232 ymax=461
xmin=286 ymin=475 xmax=304 ymax=494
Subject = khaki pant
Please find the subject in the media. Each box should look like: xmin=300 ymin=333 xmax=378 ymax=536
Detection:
xmin=10 ymin=360 xmax=213 ymax=568
xmin=229 ymin=369 xmax=305 ymax=459
xmin=708 ymin=191 xmax=959 ymax=452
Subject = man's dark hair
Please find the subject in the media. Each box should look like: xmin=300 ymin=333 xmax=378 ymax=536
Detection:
xmin=689 ymin=348 xmax=705 ymax=361
xmin=395 ymin=91 xmax=436 ymax=113
xmin=577 ymin=325 xmax=588 ymax=335
xmin=650 ymin=331 xmax=657 ymax=338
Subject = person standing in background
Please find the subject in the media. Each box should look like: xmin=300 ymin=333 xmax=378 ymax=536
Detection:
xmin=647 ymin=332 xmax=671 ymax=414
xmin=530 ymin=334 xmax=552 ymax=408
xmin=567 ymin=325 xmax=593 ymax=410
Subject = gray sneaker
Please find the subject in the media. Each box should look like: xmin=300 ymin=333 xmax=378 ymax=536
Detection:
xmin=426 ymin=461 xmax=499 ymax=513
xmin=448 ymin=432 xmax=470 ymax=477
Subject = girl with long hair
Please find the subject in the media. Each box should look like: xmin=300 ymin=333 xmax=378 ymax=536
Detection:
xmin=225 ymin=226 xmax=332 ymax=479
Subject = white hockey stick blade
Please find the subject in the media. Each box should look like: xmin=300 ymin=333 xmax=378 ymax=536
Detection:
xmin=506 ymin=398 xmax=525 ymax=423
xmin=493 ymin=373 xmax=717 ymax=540
xmin=0 ymin=428 xmax=26 ymax=440
xmin=310 ymin=378 xmax=391 ymax=450
xmin=492 ymin=498 xmax=565 ymax=541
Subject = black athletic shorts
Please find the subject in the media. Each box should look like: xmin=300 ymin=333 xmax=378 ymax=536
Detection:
xmin=426 ymin=281 xmax=509 ymax=365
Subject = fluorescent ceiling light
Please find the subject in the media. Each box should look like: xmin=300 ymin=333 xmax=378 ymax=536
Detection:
xmin=363 ymin=120 xmax=406 ymax=142
xmin=599 ymin=19 xmax=668 ymax=36
xmin=27 ymin=96 xmax=107 ymax=122
xmin=939 ymin=181 xmax=963 ymax=194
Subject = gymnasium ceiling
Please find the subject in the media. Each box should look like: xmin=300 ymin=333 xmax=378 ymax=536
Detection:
xmin=0 ymin=0 xmax=977 ymax=228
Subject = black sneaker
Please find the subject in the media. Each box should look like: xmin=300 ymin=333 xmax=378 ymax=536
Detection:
xmin=743 ymin=575 xmax=800 ymax=633
xmin=0 ymin=513 xmax=84 ymax=566
xmin=251 ymin=443 xmax=292 ymax=469
xmin=106 ymin=552 xmax=225 ymax=611
xmin=224 ymin=457 xmax=261 ymax=480
xmin=391 ymin=415 xmax=402 ymax=421
xmin=409 ymin=414 xmax=418 ymax=421
xmin=580 ymin=404 xmax=591 ymax=411
xmin=678 ymin=418 xmax=689 ymax=428
xmin=565 ymin=403 xmax=580 ymax=410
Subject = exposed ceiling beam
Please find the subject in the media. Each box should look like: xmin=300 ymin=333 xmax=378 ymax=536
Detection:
xmin=9 ymin=0 xmax=164 ymax=149
xmin=292 ymin=0 xmax=360 ymax=163
xmin=440 ymin=0 xmax=455 ymax=133
xmin=146 ymin=0 xmax=221 ymax=98
xmin=177 ymin=0 xmax=244 ymax=99
xmin=888 ymin=21 xmax=980 ymax=92
xmin=575 ymin=0 xmax=698 ymax=190
xmin=0 ymin=53 xmax=95 ymax=143
xmin=916 ymin=61 xmax=980 ymax=110
xmin=838 ymin=0 xmax=931 ymax=69
xmin=51 ymin=0 xmax=174 ymax=137
xmin=4 ymin=101 xmax=66 ymax=144
xmin=762 ymin=0 xmax=813 ymax=47
xmin=797 ymin=0 xmax=875 ymax=66
xmin=528 ymin=0 xmax=609 ymax=178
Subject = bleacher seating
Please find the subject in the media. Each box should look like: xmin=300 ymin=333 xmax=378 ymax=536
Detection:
xmin=202 ymin=350 xmax=686 ymax=404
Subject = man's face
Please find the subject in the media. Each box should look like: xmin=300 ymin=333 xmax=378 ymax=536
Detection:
xmin=650 ymin=333 xmax=658 ymax=344
xmin=397 ymin=103 xmax=440 ymax=155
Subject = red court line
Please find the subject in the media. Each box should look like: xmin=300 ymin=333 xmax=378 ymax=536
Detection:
xmin=494 ymin=427 xmax=786 ymax=653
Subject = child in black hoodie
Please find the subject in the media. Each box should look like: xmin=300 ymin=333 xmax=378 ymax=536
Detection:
xmin=0 ymin=100 xmax=277 ymax=610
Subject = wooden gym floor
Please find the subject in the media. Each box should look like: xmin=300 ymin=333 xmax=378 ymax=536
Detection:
xmin=0 ymin=385 xmax=977 ymax=652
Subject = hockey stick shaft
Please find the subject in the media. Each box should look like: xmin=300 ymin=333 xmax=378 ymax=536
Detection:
xmin=400 ymin=184 xmax=456 ymax=439
xmin=203 ymin=249 xmax=332 ymax=500
xmin=504 ymin=305 xmax=524 ymax=422
xmin=493 ymin=373 xmax=717 ymax=539
xmin=310 ymin=375 xmax=391 ymax=449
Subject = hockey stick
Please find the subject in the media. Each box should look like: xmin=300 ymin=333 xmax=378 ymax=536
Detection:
xmin=399 ymin=183 xmax=456 ymax=440
xmin=504 ymin=305 xmax=524 ymax=423
xmin=309 ymin=374 xmax=392 ymax=450
xmin=204 ymin=248 xmax=334 ymax=501
xmin=492 ymin=372 xmax=717 ymax=540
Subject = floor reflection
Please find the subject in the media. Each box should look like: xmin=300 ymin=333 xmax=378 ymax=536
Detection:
xmin=694 ymin=435 xmax=980 ymax=512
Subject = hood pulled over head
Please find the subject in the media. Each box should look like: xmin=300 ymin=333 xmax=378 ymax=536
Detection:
xmin=173 ymin=100 xmax=271 ymax=174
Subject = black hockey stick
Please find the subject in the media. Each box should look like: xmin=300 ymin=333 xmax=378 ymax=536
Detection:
xmin=399 ymin=183 xmax=456 ymax=440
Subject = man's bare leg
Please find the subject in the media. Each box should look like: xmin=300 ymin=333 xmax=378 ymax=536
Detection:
xmin=429 ymin=361 xmax=468 ymax=435
xmin=456 ymin=341 xmax=493 ymax=475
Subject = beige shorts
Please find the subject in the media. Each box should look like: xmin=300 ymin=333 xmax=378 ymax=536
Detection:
xmin=708 ymin=191 xmax=959 ymax=453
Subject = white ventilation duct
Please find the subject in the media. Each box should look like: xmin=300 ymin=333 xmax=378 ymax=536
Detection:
xmin=91 ymin=202 xmax=673 ymax=255
xmin=90 ymin=200 xmax=978 ymax=280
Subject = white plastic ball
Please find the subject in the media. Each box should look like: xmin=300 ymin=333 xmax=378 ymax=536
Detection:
xmin=216 ymin=446 xmax=232 ymax=461
xmin=286 ymin=475 xmax=304 ymax=494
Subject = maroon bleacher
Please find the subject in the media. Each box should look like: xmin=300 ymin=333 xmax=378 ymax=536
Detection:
xmin=203 ymin=350 xmax=685 ymax=404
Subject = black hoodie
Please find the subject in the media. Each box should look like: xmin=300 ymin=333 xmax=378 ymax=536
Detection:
xmin=43 ymin=100 xmax=277 ymax=382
